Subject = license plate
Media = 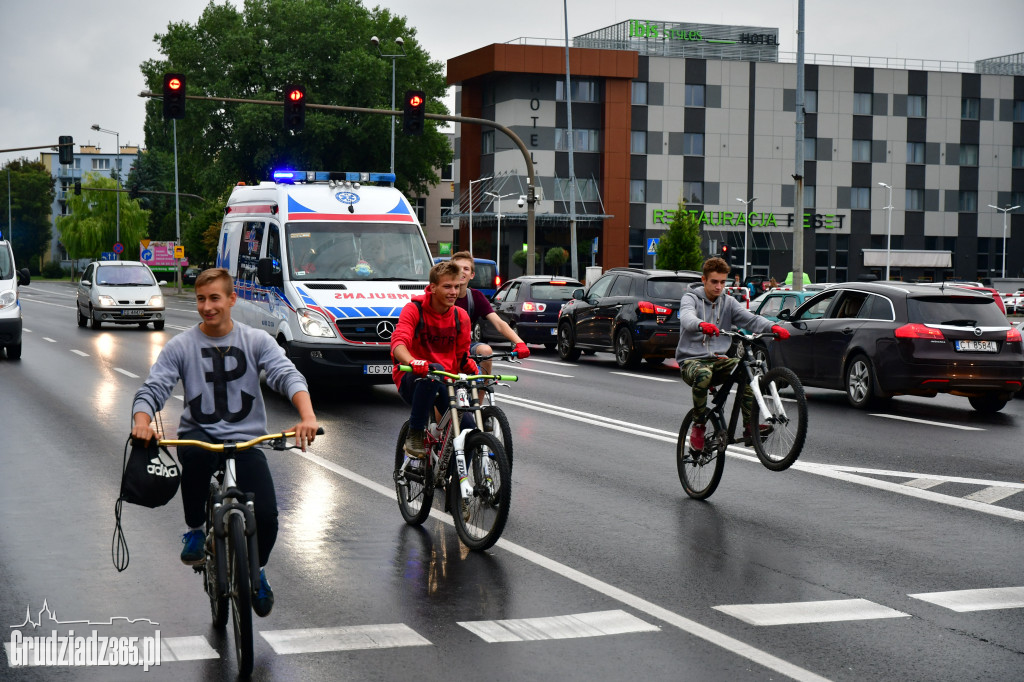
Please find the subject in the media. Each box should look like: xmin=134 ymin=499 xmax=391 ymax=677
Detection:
xmin=363 ymin=364 xmax=393 ymax=375
xmin=954 ymin=339 xmax=997 ymax=352
xmin=121 ymin=309 xmax=145 ymax=316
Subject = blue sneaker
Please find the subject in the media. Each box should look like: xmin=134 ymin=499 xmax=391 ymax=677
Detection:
xmin=253 ymin=568 xmax=274 ymax=617
xmin=180 ymin=530 xmax=205 ymax=565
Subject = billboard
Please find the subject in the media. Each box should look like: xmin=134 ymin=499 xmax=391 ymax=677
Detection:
xmin=140 ymin=240 xmax=188 ymax=270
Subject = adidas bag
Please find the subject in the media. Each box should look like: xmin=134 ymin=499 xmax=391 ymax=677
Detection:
xmin=118 ymin=438 xmax=180 ymax=508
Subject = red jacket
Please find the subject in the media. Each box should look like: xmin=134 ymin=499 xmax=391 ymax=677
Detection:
xmin=390 ymin=289 xmax=472 ymax=388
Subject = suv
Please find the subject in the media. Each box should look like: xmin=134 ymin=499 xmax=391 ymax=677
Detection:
xmin=76 ymin=260 xmax=166 ymax=330
xmin=0 ymin=239 xmax=30 ymax=360
xmin=556 ymin=267 xmax=702 ymax=368
xmin=772 ymin=282 xmax=1023 ymax=412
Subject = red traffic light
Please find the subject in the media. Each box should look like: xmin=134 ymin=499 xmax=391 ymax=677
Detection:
xmin=288 ymin=88 xmax=304 ymax=102
xmin=721 ymin=245 xmax=729 ymax=252
xmin=167 ymin=77 xmax=182 ymax=91
xmin=408 ymin=93 xmax=423 ymax=107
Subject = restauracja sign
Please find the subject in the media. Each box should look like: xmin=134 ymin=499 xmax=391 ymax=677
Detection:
xmin=653 ymin=208 xmax=846 ymax=229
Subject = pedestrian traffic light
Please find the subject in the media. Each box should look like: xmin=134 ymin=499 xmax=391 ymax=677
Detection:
xmin=58 ymin=135 xmax=73 ymax=165
xmin=720 ymin=244 xmax=732 ymax=265
xmin=403 ymin=90 xmax=426 ymax=135
xmin=162 ymin=73 xmax=186 ymax=120
xmin=283 ymin=84 xmax=306 ymax=130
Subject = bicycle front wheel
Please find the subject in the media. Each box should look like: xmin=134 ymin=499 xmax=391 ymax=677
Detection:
xmin=394 ymin=421 xmax=434 ymax=525
xmin=450 ymin=432 xmax=511 ymax=551
xmin=749 ymin=367 xmax=808 ymax=471
xmin=206 ymin=534 xmax=228 ymax=629
xmin=676 ymin=410 xmax=725 ymax=500
xmin=481 ymin=405 xmax=513 ymax=469
xmin=228 ymin=514 xmax=254 ymax=677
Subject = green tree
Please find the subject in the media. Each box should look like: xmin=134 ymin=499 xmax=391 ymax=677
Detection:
xmin=544 ymin=246 xmax=569 ymax=274
xmin=655 ymin=202 xmax=704 ymax=271
xmin=3 ymin=158 xmax=55 ymax=273
xmin=58 ymin=173 xmax=150 ymax=263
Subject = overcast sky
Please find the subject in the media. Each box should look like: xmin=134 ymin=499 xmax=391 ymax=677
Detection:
xmin=1 ymin=0 xmax=1021 ymax=168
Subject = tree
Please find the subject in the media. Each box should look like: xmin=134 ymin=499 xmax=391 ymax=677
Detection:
xmin=3 ymin=158 xmax=55 ymax=273
xmin=544 ymin=246 xmax=569 ymax=274
xmin=655 ymin=201 xmax=704 ymax=272
xmin=58 ymin=174 xmax=150 ymax=263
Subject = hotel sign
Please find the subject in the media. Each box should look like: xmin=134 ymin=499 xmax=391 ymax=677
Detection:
xmin=629 ymin=20 xmax=778 ymax=47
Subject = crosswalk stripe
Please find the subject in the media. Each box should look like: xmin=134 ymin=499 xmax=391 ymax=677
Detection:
xmin=963 ymin=486 xmax=1021 ymax=504
xmin=260 ymin=623 xmax=431 ymax=655
xmin=713 ymin=599 xmax=910 ymax=626
xmin=903 ymin=478 xmax=944 ymax=489
xmin=160 ymin=635 xmax=219 ymax=661
xmin=908 ymin=586 xmax=1024 ymax=612
xmin=458 ymin=609 xmax=659 ymax=643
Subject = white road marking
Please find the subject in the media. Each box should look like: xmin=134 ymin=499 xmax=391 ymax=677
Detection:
xmin=23 ymin=328 xmax=32 ymax=332
xmin=713 ymin=599 xmax=909 ymax=626
xmin=292 ymin=449 xmax=828 ymax=682
xmin=496 ymin=365 xmax=574 ymax=378
xmin=903 ymin=478 xmax=944 ymax=490
xmin=511 ymin=357 xmax=576 ymax=367
xmin=908 ymin=586 xmax=1024 ymax=612
xmin=610 ymin=371 xmax=677 ymax=383
xmin=159 ymin=635 xmax=220 ymax=661
xmin=70 ymin=349 xmax=89 ymax=357
xmin=458 ymin=609 xmax=659 ymax=643
xmin=964 ymin=486 xmax=1022 ymax=504
xmin=261 ymin=623 xmax=431 ymax=654
xmin=166 ymin=324 xmax=192 ymax=331
xmin=822 ymin=465 xmax=1024 ymax=489
xmin=42 ymin=337 xmax=56 ymax=343
xmin=869 ymin=413 xmax=984 ymax=431
xmin=114 ymin=368 xmax=140 ymax=379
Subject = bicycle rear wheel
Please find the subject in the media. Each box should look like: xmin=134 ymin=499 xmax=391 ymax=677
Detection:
xmin=481 ymin=405 xmax=513 ymax=469
xmin=749 ymin=367 xmax=808 ymax=471
xmin=394 ymin=421 xmax=434 ymax=525
xmin=676 ymin=410 xmax=725 ymax=499
xmin=228 ymin=514 xmax=254 ymax=677
xmin=450 ymin=432 xmax=510 ymax=551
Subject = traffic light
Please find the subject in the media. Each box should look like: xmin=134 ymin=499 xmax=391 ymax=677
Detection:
xmin=283 ymin=84 xmax=306 ymax=130
xmin=403 ymin=90 xmax=426 ymax=135
xmin=720 ymin=244 xmax=732 ymax=266
xmin=162 ymin=73 xmax=186 ymax=120
xmin=74 ymin=180 xmax=81 ymax=196
xmin=58 ymin=135 xmax=73 ymax=165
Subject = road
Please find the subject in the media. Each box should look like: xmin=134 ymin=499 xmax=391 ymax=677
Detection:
xmin=2 ymin=281 xmax=1022 ymax=681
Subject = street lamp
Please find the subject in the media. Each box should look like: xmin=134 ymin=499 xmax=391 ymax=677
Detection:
xmin=987 ymin=204 xmax=1020 ymax=279
xmin=484 ymin=191 xmax=516 ymax=272
xmin=736 ymin=196 xmax=757 ymax=282
xmin=468 ymin=176 xmax=492 ymax=254
xmin=91 ymin=124 xmax=120 ymax=253
xmin=371 ymin=35 xmax=406 ymax=175
xmin=878 ymin=182 xmax=893 ymax=281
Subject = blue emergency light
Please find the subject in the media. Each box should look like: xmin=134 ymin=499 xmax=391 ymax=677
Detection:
xmin=271 ymin=170 xmax=396 ymax=184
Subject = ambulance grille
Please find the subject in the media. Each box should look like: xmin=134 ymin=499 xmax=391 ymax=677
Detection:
xmin=336 ymin=318 xmax=393 ymax=343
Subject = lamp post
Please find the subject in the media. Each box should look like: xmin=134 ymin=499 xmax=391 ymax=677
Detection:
xmin=987 ymin=204 xmax=1020 ymax=279
xmin=878 ymin=182 xmax=893 ymax=281
xmin=468 ymin=176 xmax=492 ymax=254
xmin=91 ymin=124 xmax=120 ymax=254
xmin=736 ymin=196 xmax=757 ymax=282
xmin=371 ymin=35 xmax=406 ymax=175
xmin=484 ymin=191 xmax=516 ymax=273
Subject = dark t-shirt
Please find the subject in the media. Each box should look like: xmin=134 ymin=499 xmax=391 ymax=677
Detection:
xmin=454 ymin=288 xmax=494 ymax=323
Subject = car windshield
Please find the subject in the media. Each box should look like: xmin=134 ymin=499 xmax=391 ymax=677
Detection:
xmin=908 ymin=296 xmax=1008 ymax=327
xmin=0 ymin=245 xmax=12 ymax=280
xmin=287 ymin=222 xmax=432 ymax=281
xmin=96 ymin=265 xmax=156 ymax=286
xmin=646 ymin=278 xmax=695 ymax=300
xmin=530 ymin=283 xmax=579 ymax=300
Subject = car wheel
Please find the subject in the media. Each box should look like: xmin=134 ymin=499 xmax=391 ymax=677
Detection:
xmin=845 ymin=354 xmax=875 ymax=409
xmin=557 ymin=322 xmax=581 ymax=361
xmin=472 ymin=320 xmax=483 ymax=343
xmin=153 ymin=320 xmax=165 ymax=331
xmin=90 ymin=307 xmax=102 ymax=329
xmin=968 ymin=395 xmax=1007 ymax=413
xmin=77 ymin=305 xmax=87 ymax=328
xmin=613 ymin=327 xmax=641 ymax=369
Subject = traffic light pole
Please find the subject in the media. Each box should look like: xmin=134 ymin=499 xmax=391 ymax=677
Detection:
xmin=139 ymin=90 xmax=541 ymax=274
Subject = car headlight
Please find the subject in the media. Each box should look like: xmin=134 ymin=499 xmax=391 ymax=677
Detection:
xmin=97 ymin=295 xmax=117 ymax=307
xmin=297 ymin=308 xmax=336 ymax=338
xmin=148 ymin=295 xmax=164 ymax=307
xmin=0 ymin=290 xmax=15 ymax=310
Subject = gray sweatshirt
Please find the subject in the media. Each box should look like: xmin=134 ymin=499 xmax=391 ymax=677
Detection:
xmin=132 ymin=323 xmax=308 ymax=441
xmin=675 ymin=286 xmax=774 ymax=362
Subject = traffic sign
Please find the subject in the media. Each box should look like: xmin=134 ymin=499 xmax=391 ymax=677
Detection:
xmin=174 ymin=245 xmax=185 ymax=259
xmin=646 ymin=238 xmax=660 ymax=255
xmin=101 ymin=252 xmax=117 ymax=261
xmin=592 ymin=237 xmax=599 ymax=254
xmin=141 ymin=249 xmax=153 ymax=262
xmin=141 ymin=239 xmax=151 ymax=249
xmin=113 ymin=242 xmax=123 ymax=254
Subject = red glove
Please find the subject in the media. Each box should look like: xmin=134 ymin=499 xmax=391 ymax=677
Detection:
xmin=699 ymin=322 xmax=721 ymax=336
xmin=771 ymin=324 xmax=790 ymax=340
xmin=410 ymin=359 xmax=429 ymax=376
xmin=462 ymin=359 xmax=479 ymax=375
xmin=512 ymin=342 xmax=530 ymax=359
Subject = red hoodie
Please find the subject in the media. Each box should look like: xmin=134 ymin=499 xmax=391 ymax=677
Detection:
xmin=390 ymin=287 xmax=472 ymax=388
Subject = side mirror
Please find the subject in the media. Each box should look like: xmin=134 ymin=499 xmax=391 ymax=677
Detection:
xmin=778 ymin=309 xmax=792 ymax=321
xmin=257 ymin=257 xmax=283 ymax=287
xmin=18 ymin=268 xmax=31 ymax=286
xmin=81 ymin=279 xmax=91 ymax=287
xmin=571 ymin=287 xmax=585 ymax=301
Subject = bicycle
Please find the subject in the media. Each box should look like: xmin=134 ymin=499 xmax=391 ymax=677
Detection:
xmin=393 ymin=365 xmax=517 ymax=551
xmin=470 ymin=350 xmax=522 ymax=467
xmin=158 ymin=428 xmax=323 ymax=677
xmin=677 ymin=331 xmax=808 ymax=500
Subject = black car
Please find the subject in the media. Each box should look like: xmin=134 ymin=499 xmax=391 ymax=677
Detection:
xmin=183 ymin=267 xmax=200 ymax=286
xmin=771 ymin=282 xmax=1024 ymax=412
xmin=556 ymin=267 xmax=702 ymax=368
xmin=476 ymin=275 xmax=583 ymax=350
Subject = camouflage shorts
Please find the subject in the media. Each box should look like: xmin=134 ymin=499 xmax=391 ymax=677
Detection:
xmin=680 ymin=356 xmax=752 ymax=420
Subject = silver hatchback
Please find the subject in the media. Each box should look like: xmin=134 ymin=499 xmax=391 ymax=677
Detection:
xmin=77 ymin=260 xmax=166 ymax=330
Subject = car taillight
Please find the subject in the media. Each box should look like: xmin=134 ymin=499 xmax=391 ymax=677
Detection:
xmin=549 ymin=281 xmax=567 ymax=285
xmin=494 ymin=275 xmax=502 ymax=288
xmin=1007 ymin=326 xmax=1022 ymax=342
xmin=638 ymin=300 xmax=673 ymax=315
xmin=522 ymin=301 xmax=547 ymax=313
xmin=894 ymin=323 xmax=945 ymax=340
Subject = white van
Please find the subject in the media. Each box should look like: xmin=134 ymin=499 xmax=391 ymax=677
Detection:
xmin=0 ymin=237 xmax=30 ymax=360
xmin=216 ymin=171 xmax=433 ymax=383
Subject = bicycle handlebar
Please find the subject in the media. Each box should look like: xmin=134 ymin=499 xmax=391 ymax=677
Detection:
xmin=397 ymin=365 xmax=519 ymax=382
xmin=470 ymin=350 xmax=522 ymax=363
xmin=717 ymin=330 xmax=782 ymax=341
xmin=158 ymin=427 xmax=325 ymax=451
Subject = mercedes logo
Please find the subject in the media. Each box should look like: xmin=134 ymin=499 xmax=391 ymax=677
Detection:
xmin=973 ymin=327 xmax=983 ymax=337
xmin=377 ymin=320 xmax=395 ymax=340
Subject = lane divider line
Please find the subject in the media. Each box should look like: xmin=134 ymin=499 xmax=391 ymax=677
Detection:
xmin=70 ymin=349 xmax=89 ymax=357
xmin=609 ymin=371 xmax=677 ymax=383
xmin=114 ymin=368 xmax=140 ymax=379
xmin=869 ymin=413 xmax=984 ymax=431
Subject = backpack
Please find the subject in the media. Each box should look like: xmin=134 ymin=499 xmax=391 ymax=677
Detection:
xmin=410 ymin=299 xmax=462 ymax=340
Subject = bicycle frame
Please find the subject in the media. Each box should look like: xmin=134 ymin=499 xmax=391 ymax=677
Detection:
xmin=705 ymin=333 xmax=789 ymax=442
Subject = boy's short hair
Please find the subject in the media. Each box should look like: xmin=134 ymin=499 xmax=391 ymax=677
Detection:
xmin=194 ymin=268 xmax=234 ymax=294
xmin=703 ymin=257 xmax=731 ymax=278
xmin=450 ymin=250 xmax=474 ymax=269
xmin=429 ymin=260 xmax=462 ymax=285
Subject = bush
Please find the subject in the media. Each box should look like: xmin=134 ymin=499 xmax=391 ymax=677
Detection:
xmin=41 ymin=261 xmax=66 ymax=279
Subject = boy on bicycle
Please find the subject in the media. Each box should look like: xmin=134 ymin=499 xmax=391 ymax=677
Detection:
xmin=130 ymin=268 xmax=318 ymax=618
xmin=391 ymin=260 xmax=478 ymax=459
xmin=676 ymin=257 xmax=789 ymax=449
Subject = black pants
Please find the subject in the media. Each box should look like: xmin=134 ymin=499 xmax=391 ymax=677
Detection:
xmin=177 ymin=431 xmax=278 ymax=567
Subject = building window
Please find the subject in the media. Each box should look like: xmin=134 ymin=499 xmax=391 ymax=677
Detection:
xmin=961 ymin=97 xmax=980 ymax=119
xmin=803 ymin=185 xmax=816 ymax=207
xmin=852 ymin=139 xmax=871 ymax=162
xmin=440 ymin=198 xmax=453 ymax=224
xmin=958 ymin=144 xmax=978 ymax=166
xmin=631 ymin=81 xmax=647 ymax=105
xmin=1012 ymin=146 xmax=1024 ymax=168
xmin=631 ymin=130 xmax=646 ymax=154
xmin=481 ymin=131 xmax=494 ymax=154
xmin=958 ymin=190 xmax=977 ymax=212
xmin=684 ymin=84 xmax=705 ymax=107
xmin=630 ymin=180 xmax=646 ymax=203
xmin=441 ymin=163 xmax=453 ymax=181
xmin=850 ymin=187 xmax=871 ymax=209
xmin=804 ymin=137 xmax=816 ymax=161
xmin=803 ymin=90 xmax=817 ymax=113
xmin=683 ymin=132 xmax=704 ymax=156
xmin=683 ymin=181 xmax=703 ymax=204
xmin=1015 ymin=100 xmax=1024 ymax=121
xmin=1013 ymin=191 xmax=1024 ymax=208
xmin=555 ymin=79 xmax=599 ymax=102
xmin=414 ymin=197 xmax=427 ymax=224
xmin=907 ymin=141 xmax=925 ymax=164
xmin=854 ymin=92 xmax=872 ymax=115
xmin=556 ymin=178 xmax=600 ymax=202
xmin=555 ymin=129 xmax=600 ymax=152
xmin=906 ymin=188 xmax=925 ymax=211
xmin=907 ymin=95 xmax=926 ymax=117
xmin=92 ymin=158 xmax=110 ymax=170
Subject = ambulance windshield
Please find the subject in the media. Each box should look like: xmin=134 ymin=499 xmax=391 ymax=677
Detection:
xmin=286 ymin=222 xmax=432 ymax=281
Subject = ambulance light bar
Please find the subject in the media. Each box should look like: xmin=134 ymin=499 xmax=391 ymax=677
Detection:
xmin=271 ymin=170 xmax=396 ymax=184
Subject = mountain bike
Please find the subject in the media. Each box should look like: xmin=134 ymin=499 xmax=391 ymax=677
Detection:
xmin=470 ymin=350 xmax=522 ymax=467
xmin=393 ymin=366 xmax=517 ymax=551
xmin=159 ymin=428 xmax=323 ymax=677
xmin=677 ymin=331 xmax=807 ymax=500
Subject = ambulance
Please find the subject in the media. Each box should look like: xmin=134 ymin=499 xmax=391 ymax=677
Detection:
xmin=216 ymin=170 xmax=434 ymax=383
